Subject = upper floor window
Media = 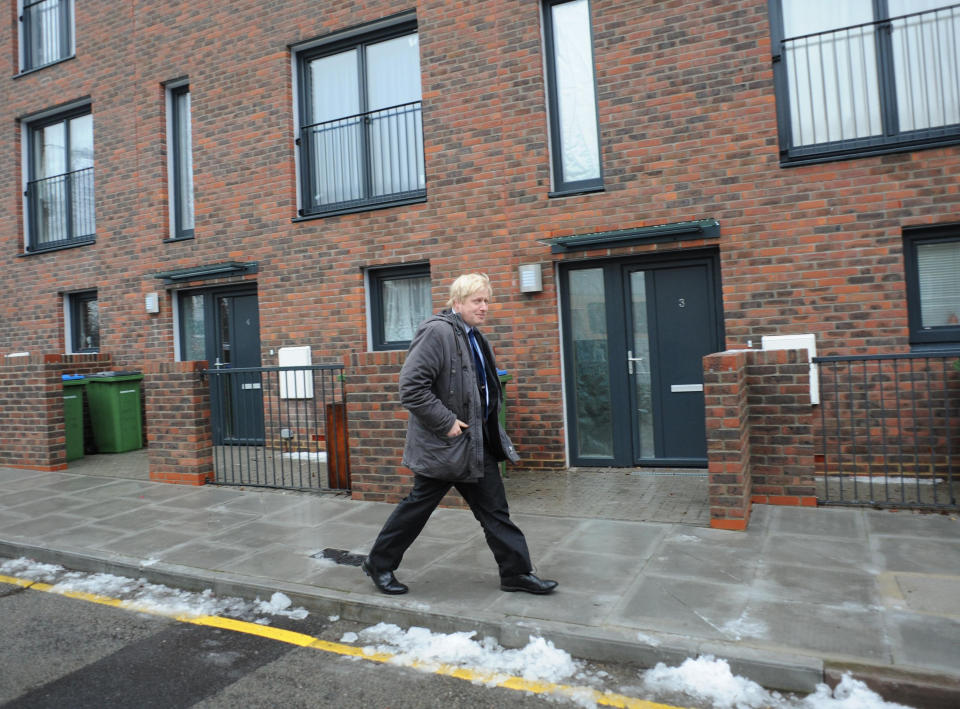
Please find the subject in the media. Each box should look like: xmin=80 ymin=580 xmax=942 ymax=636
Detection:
xmin=770 ymin=1 xmax=960 ymax=165
xmin=24 ymin=106 xmax=95 ymax=252
xmin=67 ymin=290 xmax=99 ymax=353
xmin=542 ymin=0 xmax=603 ymax=195
xmin=168 ymin=83 xmax=195 ymax=239
xmin=368 ymin=264 xmax=431 ymax=351
xmin=903 ymin=224 xmax=960 ymax=349
xmin=19 ymin=0 xmax=74 ymax=73
xmin=296 ymin=17 xmax=425 ymax=217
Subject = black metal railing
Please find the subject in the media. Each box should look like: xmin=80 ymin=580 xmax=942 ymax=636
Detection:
xmin=814 ymin=351 xmax=960 ymax=509
xmin=299 ymin=101 xmax=425 ymax=214
xmin=26 ymin=167 xmax=95 ymax=250
xmin=203 ymin=365 xmax=350 ymax=492
xmin=781 ymin=4 xmax=960 ymax=149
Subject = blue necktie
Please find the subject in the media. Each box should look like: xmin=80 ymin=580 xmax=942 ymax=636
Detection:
xmin=468 ymin=329 xmax=488 ymax=418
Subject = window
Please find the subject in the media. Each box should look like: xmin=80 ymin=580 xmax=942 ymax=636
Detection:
xmin=296 ymin=17 xmax=425 ymax=216
xmin=903 ymin=224 xmax=960 ymax=348
xmin=168 ymin=84 xmax=195 ymax=239
xmin=770 ymin=1 xmax=960 ymax=164
xmin=542 ymin=0 xmax=603 ymax=195
xmin=369 ymin=265 xmax=431 ymax=350
xmin=24 ymin=106 xmax=95 ymax=252
xmin=19 ymin=0 xmax=74 ymax=72
xmin=68 ymin=291 xmax=99 ymax=353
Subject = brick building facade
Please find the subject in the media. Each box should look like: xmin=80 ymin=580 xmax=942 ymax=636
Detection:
xmin=2 ymin=1 xmax=958 ymax=524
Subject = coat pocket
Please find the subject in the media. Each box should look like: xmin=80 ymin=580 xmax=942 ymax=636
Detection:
xmin=415 ymin=431 xmax=472 ymax=479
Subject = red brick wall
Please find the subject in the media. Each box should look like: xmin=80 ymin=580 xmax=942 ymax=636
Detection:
xmin=142 ymin=360 xmax=213 ymax=485
xmin=704 ymin=348 xmax=815 ymax=529
xmin=0 ymin=354 xmax=113 ymax=470
xmin=1 ymin=1 xmax=957 ymax=481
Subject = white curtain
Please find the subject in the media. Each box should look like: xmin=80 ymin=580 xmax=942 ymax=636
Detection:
xmin=308 ymin=49 xmax=363 ymax=205
xmin=782 ymin=0 xmax=881 ymax=146
xmin=551 ymin=0 xmax=600 ymax=183
xmin=175 ymin=90 xmax=194 ymax=231
xmin=888 ymin=0 xmax=960 ymax=132
xmin=383 ymin=276 xmax=431 ymax=343
xmin=367 ymin=34 xmax=424 ymax=197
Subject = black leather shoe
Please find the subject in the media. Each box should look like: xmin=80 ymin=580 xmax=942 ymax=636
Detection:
xmin=362 ymin=558 xmax=408 ymax=595
xmin=500 ymin=573 xmax=558 ymax=595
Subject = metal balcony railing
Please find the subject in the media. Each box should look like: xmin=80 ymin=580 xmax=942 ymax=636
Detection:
xmin=299 ymin=101 xmax=425 ymax=215
xmin=25 ymin=167 xmax=95 ymax=251
xmin=780 ymin=3 xmax=960 ymax=151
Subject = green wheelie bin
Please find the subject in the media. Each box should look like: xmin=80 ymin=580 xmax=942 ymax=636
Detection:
xmin=86 ymin=372 xmax=144 ymax=453
xmin=62 ymin=375 xmax=86 ymax=461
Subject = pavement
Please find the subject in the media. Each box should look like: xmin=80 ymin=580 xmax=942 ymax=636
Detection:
xmin=1 ymin=457 xmax=959 ymax=707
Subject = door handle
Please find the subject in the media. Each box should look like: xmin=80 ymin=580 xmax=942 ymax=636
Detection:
xmin=627 ymin=350 xmax=644 ymax=375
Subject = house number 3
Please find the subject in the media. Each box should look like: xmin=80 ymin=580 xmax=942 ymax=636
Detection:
xmin=677 ymin=298 xmax=686 ymax=308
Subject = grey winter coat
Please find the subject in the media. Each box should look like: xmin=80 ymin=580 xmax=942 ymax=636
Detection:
xmin=399 ymin=310 xmax=520 ymax=482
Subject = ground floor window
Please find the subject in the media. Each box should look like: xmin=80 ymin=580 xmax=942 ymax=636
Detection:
xmin=903 ymin=223 xmax=960 ymax=348
xmin=67 ymin=290 xmax=98 ymax=353
xmin=368 ymin=264 xmax=431 ymax=351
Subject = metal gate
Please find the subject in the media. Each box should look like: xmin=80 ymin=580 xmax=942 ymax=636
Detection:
xmin=203 ymin=364 xmax=350 ymax=492
xmin=814 ymin=352 xmax=959 ymax=510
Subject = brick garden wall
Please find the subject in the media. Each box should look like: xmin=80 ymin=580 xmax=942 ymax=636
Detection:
xmin=142 ymin=360 xmax=213 ymax=485
xmin=704 ymin=348 xmax=815 ymax=529
xmin=0 ymin=354 xmax=113 ymax=471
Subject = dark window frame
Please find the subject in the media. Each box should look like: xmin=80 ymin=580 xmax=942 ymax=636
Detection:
xmin=24 ymin=104 xmax=95 ymax=253
xmin=169 ymin=84 xmax=195 ymax=240
xmin=768 ymin=0 xmax=960 ymax=166
xmin=369 ymin=264 xmax=431 ymax=351
xmin=295 ymin=16 xmax=426 ymax=218
xmin=542 ymin=0 xmax=604 ymax=196
xmin=903 ymin=223 xmax=960 ymax=349
xmin=69 ymin=290 xmax=99 ymax=353
xmin=19 ymin=0 xmax=74 ymax=73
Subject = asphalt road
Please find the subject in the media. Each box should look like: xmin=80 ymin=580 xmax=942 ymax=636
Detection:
xmin=0 ymin=577 xmax=679 ymax=709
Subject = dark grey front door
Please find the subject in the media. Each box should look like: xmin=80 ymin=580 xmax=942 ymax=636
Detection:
xmin=563 ymin=254 xmax=723 ymax=467
xmin=179 ymin=288 xmax=264 ymax=445
xmin=214 ymin=293 xmax=264 ymax=444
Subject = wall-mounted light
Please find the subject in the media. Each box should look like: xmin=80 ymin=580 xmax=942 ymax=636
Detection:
xmin=518 ymin=263 xmax=543 ymax=293
xmin=145 ymin=292 xmax=160 ymax=314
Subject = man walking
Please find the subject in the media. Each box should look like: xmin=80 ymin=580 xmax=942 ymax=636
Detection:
xmin=362 ymin=273 xmax=557 ymax=596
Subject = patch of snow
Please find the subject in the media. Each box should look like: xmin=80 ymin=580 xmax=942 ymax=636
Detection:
xmin=0 ymin=557 xmax=308 ymax=623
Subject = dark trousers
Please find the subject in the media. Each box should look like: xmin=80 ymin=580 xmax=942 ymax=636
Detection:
xmin=366 ymin=449 xmax=532 ymax=579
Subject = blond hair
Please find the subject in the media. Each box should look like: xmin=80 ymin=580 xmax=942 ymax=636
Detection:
xmin=447 ymin=273 xmax=492 ymax=307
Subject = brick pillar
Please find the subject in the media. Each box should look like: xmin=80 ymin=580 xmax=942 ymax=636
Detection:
xmin=142 ymin=361 xmax=213 ymax=485
xmin=0 ymin=353 xmax=113 ymax=471
xmin=345 ymin=350 xmax=466 ymax=507
xmin=704 ymin=350 xmax=753 ymax=530
xmin=747 ymin=349 xmax=816 ymax=507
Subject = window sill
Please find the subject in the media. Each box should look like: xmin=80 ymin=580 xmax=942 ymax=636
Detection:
xmin=294 ymin=193 xmax=426 ymax=221
xmin=14 ymin=55 xmax=76 ymax=78
xmin=20 ymin=237 xmax=95 ymax=255
xmin=780 ymin=133 xmax=960 ymax=167
xmin=163 ymin=235 xmax=195 ymax=244
xmin=548 ymin=184 xmax=605 ymax=199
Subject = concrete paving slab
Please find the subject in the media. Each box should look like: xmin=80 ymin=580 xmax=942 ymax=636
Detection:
xmin=769 ymin=505 xmax=867 ymax=539
xmin=888 ymin=612 xmax=960 ymax=674
xmin=761 ymin=534 xmax=874 ymax=571
xmin=742 ymin=598 xmax=890 ymax=662
xmin=872 ymin=535 xmax=960 ymax=573
xmin=864 ymin=508 xmax=960 ymax=537
xmin=107 ymin=528 xmax=198 ymax=558
xmin=610 ymin=575 xmax=751 ymax=639
xmin=753 ymin=563 xmax=879 ymax=606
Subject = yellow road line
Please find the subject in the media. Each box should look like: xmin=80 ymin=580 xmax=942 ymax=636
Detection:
xmin=1 ymin=572 xmax=683 ymax=709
